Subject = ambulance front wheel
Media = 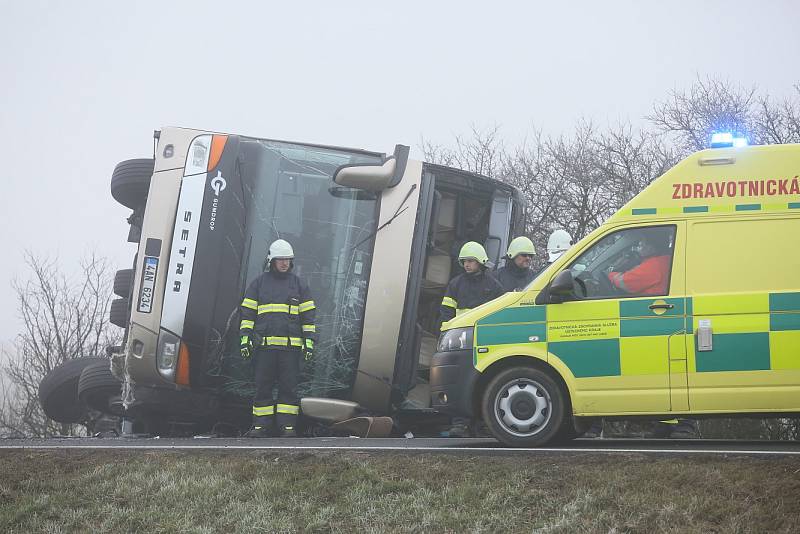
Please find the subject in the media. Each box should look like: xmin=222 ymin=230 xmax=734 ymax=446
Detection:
xmin=482 ymin=366 xmax=566 ymax=447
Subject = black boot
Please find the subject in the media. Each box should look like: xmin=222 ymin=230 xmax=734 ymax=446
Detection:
xmin=281 ymin=425 xmax=297 ymax=438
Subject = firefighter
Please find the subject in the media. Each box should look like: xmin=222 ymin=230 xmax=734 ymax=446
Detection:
xmin=439 ymin=241 xmax=505 ymax=328
xmin=438 ymin=241 xmax=503 ymax=437
xmin=496 ymin=236 xmax=537 ymax=292
xmin=546 ymin=229 xmax=572 ymax=264
xmin=239 ymin=239 xmax=315 ymax=438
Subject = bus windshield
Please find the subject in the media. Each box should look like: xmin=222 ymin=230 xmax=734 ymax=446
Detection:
xmin=215 ymin=139 xmax=382 ymax=400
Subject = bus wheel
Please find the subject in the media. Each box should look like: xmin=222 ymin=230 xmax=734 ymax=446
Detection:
xmin=113 ymin=269 xmax=134 ymax=298
xmin=482 ymin=366 xmax=566 ymax=447
xmin=78 ymin=359 xmax=122 ymax=415
xmin=38 ymin=357 xmax=106 ymax=424
xmin=111 ymin=158 xmax=154 ymax=209
xmin=109 ymin=298 xmax=129 ymax=328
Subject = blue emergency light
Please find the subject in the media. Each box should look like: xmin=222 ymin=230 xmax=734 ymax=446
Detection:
xmin=710 ymin=132 xmax=748 ymax=148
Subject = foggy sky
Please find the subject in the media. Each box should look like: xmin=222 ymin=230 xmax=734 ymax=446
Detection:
xmin=1 ymin=0 xmax=798 ymax=348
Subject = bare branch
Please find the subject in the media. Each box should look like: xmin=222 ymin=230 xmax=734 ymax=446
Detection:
xmin=0 ymin=250 xmax=121 ymax=437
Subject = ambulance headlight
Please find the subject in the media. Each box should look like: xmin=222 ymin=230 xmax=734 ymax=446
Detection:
xmin=438 ymin=327 xmax=473 ymax=352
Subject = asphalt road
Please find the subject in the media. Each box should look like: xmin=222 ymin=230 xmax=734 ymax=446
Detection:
xmin=2 ymin=437 xmax=799 ymax=456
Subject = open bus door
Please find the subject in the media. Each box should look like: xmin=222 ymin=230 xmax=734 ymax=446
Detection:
xmin=303 ymin=159 xmax=525 ymax=435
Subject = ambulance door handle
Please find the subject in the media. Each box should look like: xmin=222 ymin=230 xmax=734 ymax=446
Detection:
xmin=649 ymin=303 xmax=674 ymax=310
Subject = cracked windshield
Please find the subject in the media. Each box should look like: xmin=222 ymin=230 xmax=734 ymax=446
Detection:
xmin=217 ymin=140 xmax=382 ymax=399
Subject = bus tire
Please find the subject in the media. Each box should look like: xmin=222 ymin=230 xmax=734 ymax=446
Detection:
xmin=38 ymin=357 xmax=105 ymax=424
xmin=78 ymin=359 xmax=122 ymax=414
xmin=109 ymin=298 xmax=129 ymax=328
xmin=111 ymin=158 xmax=154 ymax=209
xmin=482 ymin=366 xmax=566 ymax=447
xmin=113 ymin=268 xmax=134 ymax=298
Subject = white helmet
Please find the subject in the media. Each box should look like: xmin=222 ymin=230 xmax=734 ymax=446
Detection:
xmin=547 ymin=229 xmax=572 ymax=263
xmin=267 ymin=239 xmax=294 ymax=263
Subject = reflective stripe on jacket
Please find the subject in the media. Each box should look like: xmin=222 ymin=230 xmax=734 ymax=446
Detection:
xmin=439 ymin=270 xmax=504 ymax=328
xmin=239 ymin=270 xmax=316 ymax=350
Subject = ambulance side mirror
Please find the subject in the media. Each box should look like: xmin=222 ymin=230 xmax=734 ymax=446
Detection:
xmin=549 ymin=270 xmax=575 ymax=297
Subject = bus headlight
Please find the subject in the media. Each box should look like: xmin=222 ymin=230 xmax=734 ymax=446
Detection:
xmin=437 ymin=327 xmax=473 ymax=352
xmin=156 ymin=329 xmax=180 ymax=379
xmin=184 ymin=135 xmax=212 ymax=175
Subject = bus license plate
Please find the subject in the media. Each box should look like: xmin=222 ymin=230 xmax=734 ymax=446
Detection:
xmin=137 ymin=257 xmax=159 ymax=313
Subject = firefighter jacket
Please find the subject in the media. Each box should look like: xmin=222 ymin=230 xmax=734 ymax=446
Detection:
xmin=608 ymin=255 xmax=670 ymax=296
xmin=495 ymin=262 xmax=537 ymax=292
xmin=239 ymin=270 xmax=316 ymax=351
xmin=439 ymin=270 xmax=504 ymax=327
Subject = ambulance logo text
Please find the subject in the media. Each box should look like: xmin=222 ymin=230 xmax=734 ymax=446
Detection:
xmin=672 ymin=177 xmax=800 ymax=199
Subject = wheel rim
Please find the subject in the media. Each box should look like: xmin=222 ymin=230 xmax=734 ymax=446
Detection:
xmin=493 ymin=378 xmax=552 ymax=437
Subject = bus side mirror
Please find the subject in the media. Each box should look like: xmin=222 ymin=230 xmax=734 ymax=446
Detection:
xmin=333 ymin=144 xmax=409 ymax=191
xmin=550 ymin=270 xmax=574 ymax=296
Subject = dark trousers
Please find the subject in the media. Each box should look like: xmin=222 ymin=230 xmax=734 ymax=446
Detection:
xmin=252 ymin=347 xmax=301 ymax=431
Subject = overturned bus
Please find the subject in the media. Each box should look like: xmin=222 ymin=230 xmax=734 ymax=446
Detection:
xmin=38 ymin=127 xmax=524 ymax=435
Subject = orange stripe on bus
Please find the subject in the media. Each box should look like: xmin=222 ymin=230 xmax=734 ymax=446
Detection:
xmin=207 ymin=135 xmax=228 ymax=171
xmin=176 ymin=342 xmax=191 ymax=386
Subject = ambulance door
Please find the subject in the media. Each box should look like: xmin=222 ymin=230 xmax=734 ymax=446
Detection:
xmin=685 ymin=216 xmax=800 ymax=412
xmin=545 ymin=223 xmax=687 ymax=415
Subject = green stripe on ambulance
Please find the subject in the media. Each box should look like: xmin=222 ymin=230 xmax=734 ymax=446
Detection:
xmin=474 ymin=291 xmax=800 ymax=378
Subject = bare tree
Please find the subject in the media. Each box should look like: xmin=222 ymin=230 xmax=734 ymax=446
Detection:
xmin=752 ymin=85 xmax=800 ymax=145
xmin=647 ymin=76 xmax=800 ymax=153
xmin=0 ymin=251 xmax=120 ymax=437
xmin=647 ymin=76 xmax=757 ymax=153
xmin=500 ymin=130 xmax=562 ymax=254
xmin=540 ymin=121 xmax=615 ymax=240
xmin=420 ymin=124 xmax=505 ymax=177
xmin=419 ymin=136 xmax=457 ymax=168
xmin=595 ymin=122 xmax=681 ymax=210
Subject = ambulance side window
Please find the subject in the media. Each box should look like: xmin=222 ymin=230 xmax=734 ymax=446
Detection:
xmin=567 ymin=225 xmax=676 ymax=300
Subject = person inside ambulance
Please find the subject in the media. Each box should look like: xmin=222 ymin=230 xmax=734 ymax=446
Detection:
xmin=607 ymin=229 xmax=672 ymax=295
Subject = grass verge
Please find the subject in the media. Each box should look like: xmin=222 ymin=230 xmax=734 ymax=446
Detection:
xmin=1 ymin=450 xmax=799 ymax=533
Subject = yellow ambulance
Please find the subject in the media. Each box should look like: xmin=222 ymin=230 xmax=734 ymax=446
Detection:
xmin=430 ymin=139 xmax=800 ymax=446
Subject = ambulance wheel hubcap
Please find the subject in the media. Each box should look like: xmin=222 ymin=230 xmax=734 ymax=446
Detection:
xmin=495 ymin=379 xmax=551 ymax=436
